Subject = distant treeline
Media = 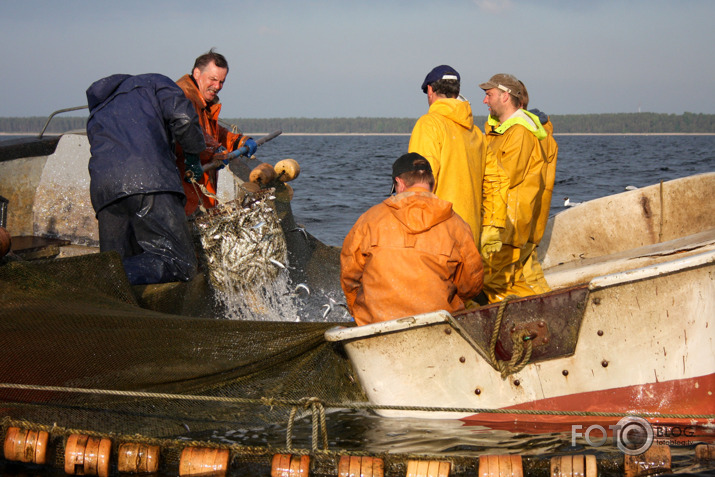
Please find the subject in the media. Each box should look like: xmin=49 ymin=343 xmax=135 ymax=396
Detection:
xmin=2 ymin=112 xmax=714 ymax=134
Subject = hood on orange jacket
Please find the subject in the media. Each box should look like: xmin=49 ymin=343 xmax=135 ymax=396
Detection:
xmin=383 ymin=188 xmax=454 ymax=233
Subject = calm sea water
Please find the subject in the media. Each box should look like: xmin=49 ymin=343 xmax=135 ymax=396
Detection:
xmin=257 ymin=134 xmax=715 ymax=247
xmin=1 ymin=133 xmax=714 ymax=476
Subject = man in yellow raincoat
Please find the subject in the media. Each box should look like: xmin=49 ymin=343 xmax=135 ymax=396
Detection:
xmin=341 ymin=153 xmax=483 ymax=326
xmin=408 ymin=65 xmax=508 ymax=257
xmin=175 ymin=49 xmax=257 ymax=215
xmin=480 ymin=73 xmax=548 ymax=302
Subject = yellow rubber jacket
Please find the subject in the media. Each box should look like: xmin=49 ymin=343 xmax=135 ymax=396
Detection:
xmin=409 ymin=98 xmax=508 ymax=244
xmin=533 ymin=119 xmax=558 ymax=243
xmin=340 ymin=187 xmax=483 ymax=326
xmin=175 ymin=74 xmax=244 ymax=215
xmin=484 ymin=109 xmax=547 ymax=248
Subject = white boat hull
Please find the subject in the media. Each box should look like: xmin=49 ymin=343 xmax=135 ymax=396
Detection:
xmin=325 ymin=250 xmax=715 ymax=427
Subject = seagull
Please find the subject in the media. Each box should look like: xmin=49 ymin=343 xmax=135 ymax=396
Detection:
xmin=563 ymin=197 xmax=582 ymax=207
xmin=625 ymin=185 xmax=638 ymax=191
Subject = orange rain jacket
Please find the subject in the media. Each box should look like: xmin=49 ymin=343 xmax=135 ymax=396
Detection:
xmin=408 ymin=98 xmax=508 ymax=244
xmin=483 ymin=109 xmax=548 ymax=248
xmin=340 ymin=187 xmax=483 ymax=326
xmin=175 ymin=74 xmax=245 ymax=215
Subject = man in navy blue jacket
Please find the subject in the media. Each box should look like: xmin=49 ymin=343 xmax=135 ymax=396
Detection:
xmin=86 ymin=73 xmax=206 ymax=285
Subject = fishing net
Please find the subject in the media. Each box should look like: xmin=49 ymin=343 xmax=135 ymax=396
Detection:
xmin=0 ymin=245 xmax=367 ymax=472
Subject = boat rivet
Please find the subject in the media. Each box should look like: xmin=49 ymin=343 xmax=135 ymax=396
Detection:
xmin=444 ymin=328 xmax=452 ymax=335
xmin=538 ymin=321 xmax=545 ymax=328
xmin=601 ymin=360 xmax=609 ymax=367
xmin=474 ymin=388 xmax=481 ymax=395
xmin=593 ymin=297 xmax=601 ymax=305
xmin=542 ymin=337 xmax=549 ymax=344
xmin=513 ymin=380 xmax=520 ymax=386
xmin=562 ymin=370 xmax=569 ymax=376
xmin=597 ymin=330 xmax=604 ymax=336
xmin=459 ymin=356 xmax=466 ymax=363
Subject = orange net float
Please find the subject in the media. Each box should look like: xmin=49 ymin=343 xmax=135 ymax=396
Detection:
xmin=3 ymin=427 xmax=49 ymax=465
xmin=249 ymin=163 xmax=278 ymax=186
xmin=338 ymin=455 xmax=384 ymax=477
xmin=270 ymin=453 xmax=310 ymax=477
xmin=179 ymin=447 xmax=230 ymax=477
xmin=64 ymin=434 xmax=112 ymax=477
xmin=696 ymin=444 xmax=715 ymax=462
xmin=0 ymin=226 xmax=11 ymax=258
xmin=117 ymin=443 xmax=161 ymax=474
xmin=478 ymin=455 xmax=523 ymax=477
xmin=550 ymin=455 xmax=598 ymax=477
xmin=406 ymin=459 xmax=451 ymax=477
xmin=274 ymin=159 xmax=301 ymax=182
xmin=624 ymin=444 xmax=671 ymax=477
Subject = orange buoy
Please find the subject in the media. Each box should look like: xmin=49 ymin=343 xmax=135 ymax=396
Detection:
xmin=0 ymin=226 xmax=11 ymax=258
xmin=478 ymin=455 xmax=523 ymax=477
xmin=338 ymin=455 xmax=384 ymax=477
xmin=406 ymin=459 xmax=451 ymax=477
xmin=271 ymin=453 xmax=310 ymax=476
xmin=274 ymin=159 xmax=301 ymax=182
xmin=3 ymin=427 xmax=49 ymax=465
xmin=64 ymin=434 xmax=112 ymax=477
xmin=179 ymin=447 xmax=230 ymax=477
xmin=250 ymin=163 xmax=278 ymax=185
xmin=118 ymin=443 xmax=160 ymax=473
xmin=624 ymin=444 xmax=671 ymax=477
xmin=696 ymin=444 xmax=715 ymax=461
xmin=551 ymin=455 xmax=597 ymax=477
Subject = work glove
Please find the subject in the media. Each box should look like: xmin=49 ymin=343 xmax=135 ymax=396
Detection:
xmin=480 ymin=225 xmax=503 ymax=255
xmin=213 ymin=146 xmax=229 ymax=170
xmin=243 ymin=138 xmax=258 ymax=157
xmin=184 ymin=153 xmax=203 ymax=182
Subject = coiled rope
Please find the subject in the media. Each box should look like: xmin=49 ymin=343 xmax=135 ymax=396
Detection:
xmin=488 ymin=295 xmax=534 ymax=378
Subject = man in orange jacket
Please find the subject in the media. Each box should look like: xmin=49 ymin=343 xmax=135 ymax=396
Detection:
xmin=175 ymin=49 xmax=257 ymax=215
xmin=340 ymin=153 xmax=483 ymax=326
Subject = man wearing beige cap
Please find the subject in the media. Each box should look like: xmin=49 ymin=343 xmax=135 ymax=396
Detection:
xmin=479 ymin=73 xmax=548 ymax=302
xmin=408 ymin=65 xmax=508 ymax=261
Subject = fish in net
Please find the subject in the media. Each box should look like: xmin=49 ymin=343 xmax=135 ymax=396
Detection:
xmin=192 ymin=188 xmax=294 ymax=318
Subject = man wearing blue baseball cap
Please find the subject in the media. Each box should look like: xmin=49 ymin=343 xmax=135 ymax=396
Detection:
xmin=409 ymin=65 xmax=509 ymax=270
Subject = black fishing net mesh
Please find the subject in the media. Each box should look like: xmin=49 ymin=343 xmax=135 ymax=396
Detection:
xmin=0 ymin=246 xmax=367 ymax=472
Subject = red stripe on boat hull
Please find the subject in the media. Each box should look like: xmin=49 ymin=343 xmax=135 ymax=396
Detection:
xmin=462 ymin=374 xmax=715 ymax=435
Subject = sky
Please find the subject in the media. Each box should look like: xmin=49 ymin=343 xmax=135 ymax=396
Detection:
xmin=1 ymin=0 xmax=714 ymax=119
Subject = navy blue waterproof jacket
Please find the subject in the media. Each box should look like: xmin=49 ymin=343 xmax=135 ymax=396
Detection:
xmin=86 ymin=73 xmax=206 ymax=213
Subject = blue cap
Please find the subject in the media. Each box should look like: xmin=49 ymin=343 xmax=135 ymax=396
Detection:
xmin=421 ymin=65 xmax=460 ymax=93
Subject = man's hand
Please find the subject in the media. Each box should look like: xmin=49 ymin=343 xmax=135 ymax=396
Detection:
xmin=480 ymin=225 xmax=503 ymax=255
xmin=212 ymin=146 xmax=229 ymax=170
xmin=184 ymin=153 xmax=203 ymax=182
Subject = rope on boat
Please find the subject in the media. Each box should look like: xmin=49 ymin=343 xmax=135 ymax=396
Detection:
xmin=488 ymin=295 xmax=534 ymax=378
xmin=1 ymin=383 xmax=713 ymax=420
